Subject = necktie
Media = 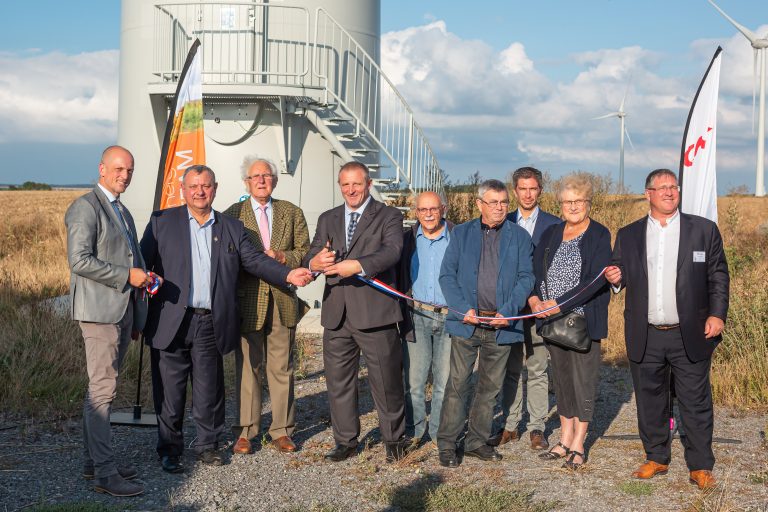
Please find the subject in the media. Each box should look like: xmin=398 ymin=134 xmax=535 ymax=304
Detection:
xmin=111 ymin=200 xmax=139 ymax=266
xmin=347 ymin=212 xmax=360 ymax=247
xmin=257 ymin=204 xmax=270 ymax=250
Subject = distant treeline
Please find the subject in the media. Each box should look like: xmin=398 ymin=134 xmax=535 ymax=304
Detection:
xmin=5 ymin=181 xmax=52 ymax=191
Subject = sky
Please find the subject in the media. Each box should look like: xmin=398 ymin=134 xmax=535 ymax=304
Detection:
xmin=0 ymin=1 xmax=767 ymax=193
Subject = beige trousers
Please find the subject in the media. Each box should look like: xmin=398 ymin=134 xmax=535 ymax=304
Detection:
xmin=234 ymin=294 xmax=296 ymax=439
xmin=80 ymin=301 xmax=133 ymax=478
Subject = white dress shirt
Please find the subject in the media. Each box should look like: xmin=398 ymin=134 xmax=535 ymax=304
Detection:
xmin=515 ymin=206 xmax=539 ymax=238
xmin=646 ymin=210 xmax=680 ymax=325
xmin=250 ymin=196 xmax=273 ymax=234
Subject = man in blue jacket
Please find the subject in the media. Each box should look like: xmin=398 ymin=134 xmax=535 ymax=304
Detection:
xmin=436 ymin=179 xmax=535 ymax=467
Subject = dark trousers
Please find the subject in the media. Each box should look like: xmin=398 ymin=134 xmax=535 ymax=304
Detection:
xmin=630 ymin=326 xmax=714 ymax=471
xmin=437 ymin=328 xmax=518 ymax=452
xmin=151 ymin=311 xmax=224 ymax=456
xmin=323 ymin=319 xmax=405 ymax=446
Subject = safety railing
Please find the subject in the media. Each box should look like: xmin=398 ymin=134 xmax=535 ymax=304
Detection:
xmin=153 ymin=2 xmax=311 ymax=85
xmin=312 ymin=8 xmax=443 ymax=195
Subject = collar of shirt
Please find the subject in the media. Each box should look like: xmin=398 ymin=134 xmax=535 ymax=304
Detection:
xmin=344 ymin=195 xmax=372 ymax=219
xmin=416 ymin=221 xmax=449 ymax=241
xmin=647 ymin=209 xmax=680 ymax=230
xmin=249 ymin=195 xmax=272 ymax=213
xmin=187 ymin=207 xmax=216 ymax=228
xmin=480 ymin=219 xmax=503 ymax=231
xmin=97 ymin=183 xmax=118 ymax=203
xmin=516 ymin=205 xmax=539 ymax=224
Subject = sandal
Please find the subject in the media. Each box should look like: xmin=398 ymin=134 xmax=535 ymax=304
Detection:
xmin=562 ymin=450 xmax=587 ymax=470
xmin=539 ymin=442 xmax=570 ymax=460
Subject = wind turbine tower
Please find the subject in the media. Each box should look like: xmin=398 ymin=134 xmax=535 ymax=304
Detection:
xmin=708 ymin=0 xmax=768 ymax=197
xmin=594 ymin=93 xmax=633 ymax=190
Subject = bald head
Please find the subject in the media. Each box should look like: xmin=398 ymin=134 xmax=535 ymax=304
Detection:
xmin=414 ymin=191 xmax=445 ymax=236
xmin=98 ymin=145 xmax=134 ymax=197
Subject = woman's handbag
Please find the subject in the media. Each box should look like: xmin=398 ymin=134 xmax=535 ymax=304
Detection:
xmin=539 ymin=245 xmax=592 ymax=353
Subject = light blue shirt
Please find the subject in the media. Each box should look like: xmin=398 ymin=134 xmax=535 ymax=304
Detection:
xmin=250 ymin=196 xmax=273 ymax=237
xmin=411 ymin=222 xmax=450 ymax=304
xmin=188 ymin=208 xmax=215 ymax=309
xmin=515 ymin=206 xmax=539 ymax=238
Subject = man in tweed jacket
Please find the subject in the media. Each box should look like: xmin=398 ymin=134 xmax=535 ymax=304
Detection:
xmin=223 ymin=156 xmax=310 ymax=454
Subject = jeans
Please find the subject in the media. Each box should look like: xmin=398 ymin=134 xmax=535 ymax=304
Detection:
xmin=403 ymin=309 xmax=452 ymax=441
xmin=437 ymin=328 xmax=520 ymax=452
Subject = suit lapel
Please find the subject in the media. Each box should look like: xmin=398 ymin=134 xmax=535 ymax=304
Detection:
xmin=271 ymin=199 xmax=287 ymax=250
xmin=498 ymin=220 xmax=512 ymax=273
xmin=94 ymin=187 xmax=127 ymax=247
xmin=636 ymin=218 xmax=648 ymax=280
xmin=347 ymin=199 xmax=378 ymax=253
xmin=210 ymin=212 xmax=223 ymax=290
xmin=677 ymin=213 xmax=692 ymax=271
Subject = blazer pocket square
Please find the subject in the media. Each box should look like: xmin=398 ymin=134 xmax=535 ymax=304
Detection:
xmin=693 ymin=251 xmax=706 ymax=263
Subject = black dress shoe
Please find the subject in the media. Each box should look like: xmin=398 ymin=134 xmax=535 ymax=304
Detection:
xmin=197 ymin=448 xmax=224 ymax=466
xmin=83 ymin=462 xmax=138 ymax=481
xmin=438 ymin=449 xmax=459 ymax=468
xmin=93 ymin=474 xmax=144 ymax=497
xmin=160 ymin=455 xmax=184 ymax=474
xmin=464 ymin=444 xmax=502 ymax=461
xmin=324 ymin=444 xmax=357 ymax=462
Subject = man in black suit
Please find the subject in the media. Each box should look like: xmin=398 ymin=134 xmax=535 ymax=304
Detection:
xmin=303 ymin=161 xmax=407 ymax=463
xmin=606 ymin=168 xmax=729 ymax=490
xmin=493 ymin=166 xmax=561 ymax=450
xmin=141 ymin=165 xmax=312 ymax=472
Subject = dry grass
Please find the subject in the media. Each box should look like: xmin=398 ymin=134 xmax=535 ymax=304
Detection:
xmin=1 ymin=187 xmax=767 ymax=419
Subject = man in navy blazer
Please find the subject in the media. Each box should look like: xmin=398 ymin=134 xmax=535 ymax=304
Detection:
xmin=606 ymin=169 xmax=729 ymax=490
xmin=494 ymin=167 xmax=561 ymax=451
xmin=436 ymin=179 xmax=534 ymax=467
xmin=141 ymin=165 xmax=312 ymax=472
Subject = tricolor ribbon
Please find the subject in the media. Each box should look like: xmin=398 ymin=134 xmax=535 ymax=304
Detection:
xmin=356 ymin=267 xmax=608 ymax=322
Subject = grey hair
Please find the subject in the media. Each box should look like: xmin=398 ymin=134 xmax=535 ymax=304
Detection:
xmin=478 ymin=179 xmax=507 ymax=198
xmin=182 ymin=164 xmax=216 ymax=183
xmin=645 ymin=168 xmax=677 ymax=189
xmin=240 ymin=155 xmax=278 ymax=184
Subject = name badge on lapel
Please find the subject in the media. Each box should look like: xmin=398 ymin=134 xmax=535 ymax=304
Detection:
xmin=693 ymin=251 xmax=706 ymax=263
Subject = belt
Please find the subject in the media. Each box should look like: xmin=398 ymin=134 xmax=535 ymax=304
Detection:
xmin=650 ymin=323 xmax=679 ymax=331
xmin=190 ymin=307 xmax=212 ymax=316
xmin=413 ymin=302 xmax=448 ymax=315
xmin=477 ymin=310 xmax=499 ymax=330
xmin=478 ymin=309 xmax=497 ymax=318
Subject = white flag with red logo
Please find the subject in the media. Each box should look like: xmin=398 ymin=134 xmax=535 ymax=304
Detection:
xmin=680 ymin=47 xmax=722 ymax=222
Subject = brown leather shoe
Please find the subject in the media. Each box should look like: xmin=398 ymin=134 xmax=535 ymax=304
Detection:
xmin=488 ymin=429 xmax=519 ymax=446
xmin=233 ymin=437 xmax=252 ymax=455
xmin=689 ymin=470 xmax=717 ymax=490
xmin=632 ymin=460 xmax=669 ymax=479
xmin=529 ymin=430 xmax=549 ymax=450
xmin=272 ymin=436 xmax=297 ymax=453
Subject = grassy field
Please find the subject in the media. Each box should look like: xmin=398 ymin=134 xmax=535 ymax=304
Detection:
xmin=0 ymin=185 xmax=766 ymax=421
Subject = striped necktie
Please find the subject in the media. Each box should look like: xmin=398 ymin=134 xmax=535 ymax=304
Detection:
xmin=347 ymin=212 xmax=360 ymax=247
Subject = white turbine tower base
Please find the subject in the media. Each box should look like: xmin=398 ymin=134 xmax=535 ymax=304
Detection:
xmin=708 ymin=0 xmax=768 ymax=197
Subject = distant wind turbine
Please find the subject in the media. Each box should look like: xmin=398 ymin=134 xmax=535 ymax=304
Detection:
xmin=708 ymin=0 xmax=768 ymax=197
xmin=593 ymin=88 xmax=634 ymax=191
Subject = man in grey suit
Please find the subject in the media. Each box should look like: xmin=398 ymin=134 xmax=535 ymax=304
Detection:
xmin=303 ymin=161 xmax=407 ymax=463
xmin=65 ymin=145 xmax=152 ymax=497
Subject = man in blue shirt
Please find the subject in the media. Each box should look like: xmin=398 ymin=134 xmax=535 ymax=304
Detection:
xmin=397 ymin=192 xmax=453 ymax=447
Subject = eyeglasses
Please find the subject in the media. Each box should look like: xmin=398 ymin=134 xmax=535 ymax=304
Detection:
xmin=560 ymin=199 xmax=590 ymax=208
xmin=646 ymin=185 xmax=680 ymax=193
xmin=246 ymin=174 xmax=275 ymax=181
xmin=478 ymin=199 xmax=510 ymax=208
xmin=415 ymin=207 xmax=443 ymax=215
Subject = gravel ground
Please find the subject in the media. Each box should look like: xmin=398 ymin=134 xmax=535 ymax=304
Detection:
xmin=1 ymin=338 xmax=767 ymax=512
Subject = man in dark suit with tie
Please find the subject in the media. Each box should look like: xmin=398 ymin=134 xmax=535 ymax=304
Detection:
xmin=65 ymin=145 xmax=152 ymax=497
xmin=303 ymin=161 xmax=407 ymax=463
xmin=606 ymin=168 xmax=729 ymax=490
xmin=493 ymin=167 xmax=561 ymax=450
xmin=140 ymin=165 xmax=312 ymax=473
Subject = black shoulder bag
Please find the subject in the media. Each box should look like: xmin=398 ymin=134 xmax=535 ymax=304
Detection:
xmin=538 ymin=240 xmax=592 ymax=353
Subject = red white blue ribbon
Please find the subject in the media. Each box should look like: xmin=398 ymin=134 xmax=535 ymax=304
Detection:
xmin=356 ymin=267 xmax=608 ymax=321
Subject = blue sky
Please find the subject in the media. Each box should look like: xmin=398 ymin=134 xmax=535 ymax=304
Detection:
xmin=0 ymin=0 xmax=766 ymax=193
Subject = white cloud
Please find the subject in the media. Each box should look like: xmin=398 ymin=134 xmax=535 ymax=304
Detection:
xmin=380 ymin=21 xmax=760 ymax=189
xmin=0 ymin=50 xmax=118 ymax=144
